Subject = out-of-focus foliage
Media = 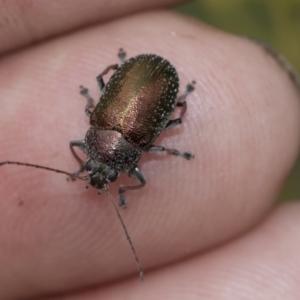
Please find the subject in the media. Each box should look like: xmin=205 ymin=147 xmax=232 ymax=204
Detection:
xmin=175 ymin=0 xmax=300 ymax=201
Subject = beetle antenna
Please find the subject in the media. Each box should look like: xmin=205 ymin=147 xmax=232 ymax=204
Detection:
xmin=0 ymin=161 xmax=86 ymax=180
xmin=105 ymin=190 xmax=144 ymax=281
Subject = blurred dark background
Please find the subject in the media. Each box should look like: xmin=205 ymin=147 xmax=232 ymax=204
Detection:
xmin=175 ymin=0 xmax=300 ymax=201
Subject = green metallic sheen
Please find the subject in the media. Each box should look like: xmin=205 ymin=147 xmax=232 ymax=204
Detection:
xmin=90 ymin=54 xmax=179 ymax=148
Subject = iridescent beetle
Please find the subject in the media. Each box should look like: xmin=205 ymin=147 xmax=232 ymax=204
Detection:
xmin=0 ymin=49 xmax=195 ymax=280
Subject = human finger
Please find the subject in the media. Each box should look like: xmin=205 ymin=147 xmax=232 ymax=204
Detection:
xmin=0 ymin=10 xmax=299 ymax=300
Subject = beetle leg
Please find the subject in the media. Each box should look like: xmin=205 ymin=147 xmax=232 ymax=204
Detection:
xmin=80 ymin=63 xmax=119 ymax=115
xmin=96 ymin=64 xmax=118 ymax=92
xmin=164 ymin=101 xmax=186 ymax=130
xmin=69 ymin=140 xmax=86 ymax=179
xmin=79 ymin=85 xmax=95 ymax=117
xmin=118 ymin=48 xmax=126 ymax=63
xmin=178 ymin=80 xmax=196 ymax=102
xmin=119 ymin=166 xmax=146 ymax=208
xmin=147 ymin=145 xmax=194 ymax=160
xmin=164 ymin=81 xmax=196 ymax=131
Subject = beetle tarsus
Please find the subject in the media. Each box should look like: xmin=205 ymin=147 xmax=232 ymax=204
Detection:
xmin=80 ymin=85 xmax=94 ymax=117
xmin=147 ymin=145 xmax=194 ymax=160
xmin=186 ymin=81 xmax=196 ymax=94
xmin=165 ymin=148 xmax=194 ymax=160
xmin=119 ymin=194 xmax=127 ymax=208
xmin=182 ymin=152 xmax=195 ymax=160
xmin=118 ymin=48 xmax=126 ymax=63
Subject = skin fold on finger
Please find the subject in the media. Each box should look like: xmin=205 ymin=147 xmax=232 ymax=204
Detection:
xmin=43 ymin=202 xmax=300 ymax=300
xmin=0 ymin=10 xmax=299 ymax=300
xmin=0 ymin=0 xmax=185 ymax=55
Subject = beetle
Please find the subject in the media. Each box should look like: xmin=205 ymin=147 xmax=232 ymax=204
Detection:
xmin=0 ymin=49 xmax=195 ymax=279
xmin=70 ymin=48 xmax=195 ymax=207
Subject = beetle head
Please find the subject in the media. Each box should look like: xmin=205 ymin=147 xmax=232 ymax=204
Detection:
xmin=85 ymin=159 xmax=118 ymax=190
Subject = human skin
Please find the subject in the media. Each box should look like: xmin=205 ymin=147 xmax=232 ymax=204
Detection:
xmin=0 ymin=1 xmax=300 ymax=299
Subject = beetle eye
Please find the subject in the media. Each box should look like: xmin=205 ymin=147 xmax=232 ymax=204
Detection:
xmin=85 ymin=160 xmax=93 ymax=172
xmin=107 ymin=169 xmax=118 ymax=182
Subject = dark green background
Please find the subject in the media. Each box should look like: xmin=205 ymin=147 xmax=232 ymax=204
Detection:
xmin=175 ymin=0 xmax=300 ymax=201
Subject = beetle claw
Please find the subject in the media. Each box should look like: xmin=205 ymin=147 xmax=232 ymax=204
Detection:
xmin=119 ymin=195 xmax=127 ymax=209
